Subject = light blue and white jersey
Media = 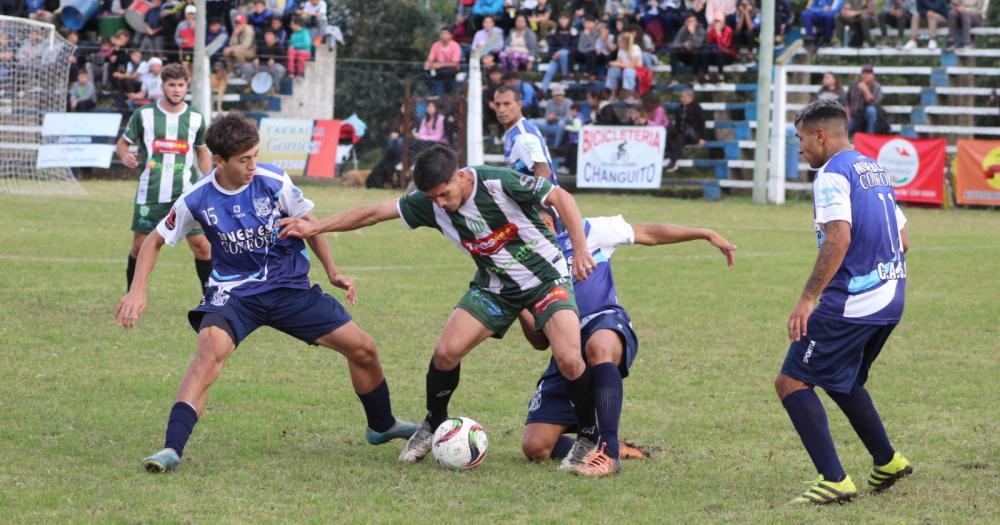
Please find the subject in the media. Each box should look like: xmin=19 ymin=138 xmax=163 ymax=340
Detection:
xmin=503 ymin=117 xmax=559 ymax=186
xmin=812 ymin=150 xmax=908 ymax=324
xmin=555 ymin=215 xmax=633 ymax=323
xmin=157 ymin=163 xmax=315 ymax=299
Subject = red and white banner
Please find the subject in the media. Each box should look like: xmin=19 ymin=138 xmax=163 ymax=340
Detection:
xmin=954 ymin=140 xmax=1000 ymax=206
xmin=854 ymin=133 xmax=945 ymax=205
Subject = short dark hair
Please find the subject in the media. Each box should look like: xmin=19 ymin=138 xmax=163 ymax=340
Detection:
xmin=206 ymin=113 xmax=260 ymax=160
xmin=494 ymin=83 xmax=521 ymax=101
xmin=794 ymin=99 xmax=848 ymax=129
xmin=413 ymin=145 xmax=459 ymax=192
xmin=160 ymin=63 xmax=189 ymax=83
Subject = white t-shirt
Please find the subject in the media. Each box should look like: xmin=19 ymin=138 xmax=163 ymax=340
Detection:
xmin=615 ymin=44 xmax=642 ymax=66
xmin=302 ymin=0 xmax=326 ymax=16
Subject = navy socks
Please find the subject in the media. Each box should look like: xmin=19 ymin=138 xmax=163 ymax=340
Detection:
xmin=358 ymin=379 xmax=395 ymax=433
xmin=782 ymin=389 xmax=845 ymax=482
xmin=164 ymin=401 xmax=198 ymax=457
xmin=591 ymin=362 xmax=623 ymax=459
xmin=551 ymin=435 xmax=575 ymax=460
xmin=827 ymin=384 xmax=895 ymax=466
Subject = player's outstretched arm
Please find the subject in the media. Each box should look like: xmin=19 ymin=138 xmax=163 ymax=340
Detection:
xmin=788 ymin=220 xmax=851 ymax=342
xmin=277 ymin=199 xmax=401 ymax=239
xmin=115 ymin=137 xmax=138 ymax=169
xmin=544 ymin=187 xmax=595 ymax=281
xmin=517 ymin=309 xmax=551 ymax=350
xmin=115 ymin=230 xmax=167 ymax=329
xmin=632 ymin=223 xmax=736 ymax=267
xmin=301 ymin=212 xmax=357 ymax=305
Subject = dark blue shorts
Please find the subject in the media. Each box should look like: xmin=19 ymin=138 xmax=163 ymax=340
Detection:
xmin=525 ymin=310 xmax=639 ymax=427
xmin=188 ymin=285 xmax=352 ymax=346
xmin=780 ymin=315 xmax=896 ymax=394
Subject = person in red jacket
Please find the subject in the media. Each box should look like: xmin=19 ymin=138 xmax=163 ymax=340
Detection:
xmin=705 ymin=12 xmax=738 ymax=83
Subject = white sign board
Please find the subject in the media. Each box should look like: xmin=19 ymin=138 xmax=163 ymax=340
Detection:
xmin=37 ymin=113 xmax=123 ymax=168
xmin=576 ymin=125 xmax=666 ymax=189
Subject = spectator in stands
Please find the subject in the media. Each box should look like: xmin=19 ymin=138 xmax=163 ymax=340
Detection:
xmin=410 ymin=100 xmax=448 ymax=159
xmin=69 ymin=70 xmax=96 ymax=112
xmin=502 ymin=70 xmax=540 ymax=117
xmin=541 ymin=13 xmax=578 ymax=93
xmin=641 ymin=91 xmax=669 ymax=129
xmin=206 ymin=18 xmax=230 ymax=59
xmin=573 ymin=0 xmax=602 ymax=28
xmin=471 ymin=16 xmax=505 ymax=62
xmin=500 ymin=15 xmax=539 ymax=71
xmin=527 ymin=0 xmax=556 ymax=43
xmin=424 ymin=26 xmax=462 ymax=95
xmin=175 ymin=5 xmax=198 ymax=62
xmin=706 ymin=0 xmax=737 ymax=27
xmin=224 ymin=14 xmax=257 ymax=75
xmin=774 ymin=0 xmax=794 ymax=43
xmin=66 ymin=31 xmax=87 ymax=83
xmin=535 ymin=82 xmax=571 ymax=148
xmin=636 ymin=0 xmax=685 ymax=46
xmin=665 ymin=89 xmax=706 ymax=171
xmin=286 ymin=17 xmax=312 ymax=78
xmin=668 ymin=14 xmax=707 ymax=86
xmin=244 ymin=30 xmax=286 ymax=89
xmin=127 ymin=57 xmax=163 ymax=109
xmin=472 ymin=0 xmax=504 ymax=31
xmin=878 ymin=0 xmax=917 ymax=48
xmin=706 ymin=11 xmax=737 ymax=82
xmin=686 ymin=0 xmax=708 ymax=26
xmin=89 ymin=39 xmax=117 ymax=89
xmin=915 ymin=0 xmax=947 ymax=49
xmin=270 ymin=17 xmax=288 ymax=46
xmin=634 ymin=26 xmax=659 ymax=68
xmin=484 ymin=66 xmax=505 ymax=134
xmin=834 ymin=0 xmax=875 ymax=47
xmin=847 ymin=64 xmax=883 ymax=133
xmin=249 ymin=0 xmax=273 ymax=37
xmin=605 ymin=31 xmax=642 ymax=100
xmin=733 ymin=0 xmax=759 ymax=60
xmin=595 ymin=22 xmax=617 ymax=76
xmin=452 ymin=14 xmax=472 ymax=45
xmin=140 ymin=0 xmax=167 ymax=55
xmin=25 ymin=0 xmax=58 ymax=24
xmin=554 ymin=103 xmax=584 ymax=172
xmin=946 ymin=0 xmax=984 ymax=50
xmin=575 ymin=16 xmax=600 ymax=79
xmin=112 ymin=49 xmax=144 ymax=102
xmin=299 ymin=0 xmax=327 ymax=44
xmin=813 ymin=72 xmax=848 ymax=107
xmin=802 ymin=0 xmax=843 ymax=48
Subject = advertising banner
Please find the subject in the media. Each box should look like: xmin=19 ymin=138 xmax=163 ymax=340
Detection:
xmin=36 ymin=113 xmax=122 ymax=168
xmin=854 ymin=133 xmax=945 ymax=205
xmin=259 ymin=118 xmax=341 ymax=177
xmin=576 ymin=126 xmax=666 ymax=189
xmin=954 ymin=140 xmax=1000 ymax=206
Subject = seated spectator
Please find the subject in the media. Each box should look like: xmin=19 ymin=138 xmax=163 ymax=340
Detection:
xmin=139 ymin=0 xmax=167 ymax=55
xmin=500 ymin=15 xmax=539 ymax=71
xmin=641 ymin=91 xmax=668 ymax=129
xmin=878 ymin=0 xmax=916 ymax=47
xmin=410 ymin=101 xmax=448 ymax=159
xmin=706 ymin=0 xmax=737 ymax=27
xmin=540 ymin=13 xmax=578 ymax=94
xmin=733 ymin=0 xmax=759 ymax=60
xmin=86 ymin=37 xmax=115 ymax=90
xmin=249 ymin=0 xmax=274 ymax=38
xmin=69 ymin=70 xmax=96 ymax=112
xmin=686 ymin=0 xmax=708 ymax=26
xmin=452 ymin=15 xmax=472 ymax=45
xmin=666 ymin=89 xmax=706 ymax=171
xmin=175 ymin=5 xmax=198 ymax=62
xmin=127 ymin=57 xmax=163 ymax=109
xmin=424 ymin=26 xmax=462 ymax=96
xmin=286 ymin=17 xmax=312 ymax=77
xmin=458 ymin=0 xmax=476 ymax=20
xmin=534 ymin=82 xmax=571 ymax=149
xmin=483 ymin=66 xmax=505 ymax=134
xmin=634 ymin=26 xmax=658 ymax=68
xmin=243 ymin=30 xmax=287 ymax=90
xmin=705 ymin=12 xmax=737 ymax=82
xmin=636 ymin=0 xmax=684 ymax=47
xmin=498 ymin=0 xmax=519 ymax=32
xmin=471 ymin=16 xmax=505 ymax=62
xmin=946 ymin=0 xmax=983 ymax=50
xmin=813 ymin=72 xmax=848 ymax=107
xmin=66 ymin=31 xmax=87 ymax=82
xmin=527 ymin=0 xmax=556 ymax=43
xmin=300 ymin=0 xmax=328 ymax=44
xmin=270 ymin=17 xmax=288 ymax=46
xmin=555 ymin=103 xmax=585 ymax=173
xmin=472 ymin=0 xmax=504 ymax=31
xmin=605 ymin=32 xmax=642 ymax=100
xmin=847 ymin=64 xmax=884 ymax=134
xmin=574 ymin=17 xmax=600 ymax=79
xmin=502 ymin=70 xmax=540 ymax=117
xmin=224 ymin=15 xmax=257 ymax=75
xmin=25 ymin=0 xmax=58 ymax=24
xmin=668 ymin=14 xmax=706 ymax=86
xmin=835 ymin=0 xmax=875 ymax=47
xmin=594 ymin=22 xmax=617 ymax=76
xmin=573 ymin=0 xmax=602 ymax=29
xmin=802 ymin=0 xmax=844 ymax=48
xmin=914 ymin=0 xmax=947 ymax=49
xmin=112 ymin=49 xmax=147 ymax=98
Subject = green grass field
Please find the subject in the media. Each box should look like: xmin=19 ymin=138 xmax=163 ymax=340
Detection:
xmin=1 ymin=181 xmax=998 ymax=524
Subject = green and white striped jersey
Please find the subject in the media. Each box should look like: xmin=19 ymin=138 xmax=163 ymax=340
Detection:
xmin=123 ymin=100 xmax=206 ymax=205
xmin=397 ymin=165 xmax=569 ymax=295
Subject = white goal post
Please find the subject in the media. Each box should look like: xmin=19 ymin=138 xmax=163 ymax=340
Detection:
xmin=0 ymin=15 xmax=85 ymax=195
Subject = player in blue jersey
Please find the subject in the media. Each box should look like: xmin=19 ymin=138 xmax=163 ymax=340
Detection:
xmin=777 ymin=99 xmax=912 ymax=504
xmin=114 ymin=113 xmax=417 ymax=473
xmin=518 ymin=210 xmax=736 ymax=476
xmin=494 ymin=85 xmax=557 ymax=184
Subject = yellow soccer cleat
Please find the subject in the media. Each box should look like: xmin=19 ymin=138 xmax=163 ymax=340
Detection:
xmin=869 ymin=452 xmax=913 ymax=493
xmin=791 ymin=475 xmax=857 ymax=505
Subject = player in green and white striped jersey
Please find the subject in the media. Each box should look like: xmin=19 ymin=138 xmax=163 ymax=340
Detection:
xmin=115 ymin=63 xmax=214 ymax=293
xmin=277 ymin=146 xmax=600 ymax=471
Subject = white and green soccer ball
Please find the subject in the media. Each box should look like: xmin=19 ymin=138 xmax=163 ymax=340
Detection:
xmin=431 ymin=417 xmax=488 ymax=470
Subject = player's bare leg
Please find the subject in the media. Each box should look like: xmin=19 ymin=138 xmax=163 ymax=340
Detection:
xmin=314 ymin=321 xmax=417 ymax=445
xmin=542 ymin=309 xmax=598 ymax=471
xmin=400 ymin=308 xmax=493 ymax=463
xmin=574 ymin=329 xmax=625 ymax=477
xmin=522 ymin=423 xmax=571 ymax=461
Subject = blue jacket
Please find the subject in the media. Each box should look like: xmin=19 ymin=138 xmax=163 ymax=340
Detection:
xmin=472 ymin=0 xmax=503 ymax=16
xmin=809 ymin=0 xmax=844 ymax=12
xmin=918 ymin=0 xmax=947 ymax=16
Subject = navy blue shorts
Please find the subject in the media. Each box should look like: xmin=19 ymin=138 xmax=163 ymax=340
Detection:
xmin=525 ymin=310 xmax=639 ymax=427
xmin=188 ymin=285 xmax=352 ymax=346
xmin=780 ymin=315 xmax=896 ymax=394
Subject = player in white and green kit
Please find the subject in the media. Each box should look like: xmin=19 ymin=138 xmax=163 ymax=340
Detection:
xmin=115 ymin=63 xmax=214 ymax=293
xmin=278 ymin=146 xmax=602 ymax=472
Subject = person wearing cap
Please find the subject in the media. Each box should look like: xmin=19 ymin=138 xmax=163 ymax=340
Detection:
xmin=224 ymin=14 xmax=258 ymax=75
xmin=424 ymin=25 xmax=462 ymax=96
xmin=847 ymin=64 xmax=883 ymax=134
xmin=127 ymin=57 xmax=164 ymax=109
xmin=175 ymin=5 xmax=198 ymax=62
xmin=300 ymin=0 xmax=328 ymax=44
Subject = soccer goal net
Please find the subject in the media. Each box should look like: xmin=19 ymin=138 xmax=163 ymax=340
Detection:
xmin=0 ymin=15 xmax=84 ymax=195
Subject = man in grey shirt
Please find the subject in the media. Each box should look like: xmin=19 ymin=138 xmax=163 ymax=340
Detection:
xmin=534 ymin=83 xmax=573 ymax=149
xmin=877 ymin=0 xmax=917 ymax=47
xmin=847 ymin=64 xmax=883 ymax=134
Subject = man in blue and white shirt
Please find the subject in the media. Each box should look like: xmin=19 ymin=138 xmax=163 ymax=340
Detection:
xmin=495 ymin=84 xmax=558 ymax=184
xmin=115 ymin=113 xmax=416 ymax=473
xmin=777 ymin=99 xmax=913 ymax=505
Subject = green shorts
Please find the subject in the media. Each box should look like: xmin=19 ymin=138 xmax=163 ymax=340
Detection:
xmin=131 ymin=202 xmax=203 ymax=235
xmin=456 ymin=279 xmax=578 ymax=338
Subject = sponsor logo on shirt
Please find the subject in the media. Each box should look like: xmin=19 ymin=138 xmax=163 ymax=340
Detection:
xmin=165 ymin=207 xmax=177 ymax=230
xmin=151 ymin=138 xmax=190 ymax=155
xmin=462 ymin=223 xmax=519 ymax=256
xmin=533 ymin=286 xmax=569 ymax=314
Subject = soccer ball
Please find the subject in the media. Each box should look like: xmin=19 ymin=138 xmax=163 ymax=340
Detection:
xmin=431 ymin=417 xmax=488 ymax=470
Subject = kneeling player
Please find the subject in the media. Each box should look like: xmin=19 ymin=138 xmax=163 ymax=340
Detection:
xmin=115 ymin=113 xmax=416 ymax=473
xmin=519 ymin=211 xmax=736 ymax=476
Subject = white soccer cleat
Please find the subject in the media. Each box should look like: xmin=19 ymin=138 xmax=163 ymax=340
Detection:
xmin=398 ymin=421 xmax=434 ymax=463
